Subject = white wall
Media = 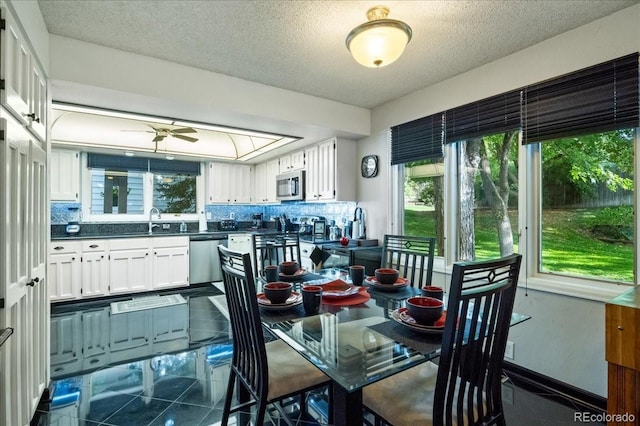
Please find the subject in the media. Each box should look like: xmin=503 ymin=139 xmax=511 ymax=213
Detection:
xmin=49 ymin=36 xmax=370 ymax=146
xmin=358 ymin=4 xmax=640 ymax=397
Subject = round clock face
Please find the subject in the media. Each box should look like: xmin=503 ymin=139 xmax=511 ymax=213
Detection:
xmin=361 ymin=155 xmax=378 ymax=178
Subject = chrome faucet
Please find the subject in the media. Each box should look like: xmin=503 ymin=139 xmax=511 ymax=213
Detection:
xmin=148 ymin=207 xmax=161 ymax=234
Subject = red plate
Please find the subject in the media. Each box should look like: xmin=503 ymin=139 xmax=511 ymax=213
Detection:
xmin=365 ymin=276 xmax=410 ymax=289
xmin=278 ymin=269 xmax=308 ymax=281
xmin=257 ymin=291 xmax=302 ymax=307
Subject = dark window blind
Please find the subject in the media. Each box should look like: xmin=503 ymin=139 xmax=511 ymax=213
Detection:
xmin=149 ymin=158 xmax=200 ymax=175
xmin=391 ymin=114 xmax=444 ymax=165
xmin=523 ymin=53 xmax=639 ymax=143
xmin=445 ymin=90 xmax=522 ymax=143
xmin=87 ymin=153 xmax=148 ymax=172
xmin=88 ymin=154 xmax=200 ymax=175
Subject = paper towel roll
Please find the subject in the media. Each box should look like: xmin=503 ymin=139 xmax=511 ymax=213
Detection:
xmin=199 ymin=211 xmax=207 ymax=232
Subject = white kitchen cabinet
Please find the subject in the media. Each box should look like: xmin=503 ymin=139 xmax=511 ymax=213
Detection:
xmin=49 ymin=241 xmax=82 ymax=301
xmin=151 ymin=236 xmax=189 ymax=289
xmin=279 ymin=150 xmax=305 ymax=174
xmin=305 ymin=138 xmax=356 ymax=202
xmin=51 ymin=149 xmax=80 ymax=201
xmin=207 ymin=162 xmax=252 ymax=203
xmin=80 ymin=239 xmax=109 ymax=298
xmin=0 ymin=7 xmax=47 ymax=141
xmin=299 ymin=241 xmax=316 ymax=271
xmin=253 ymin=158 xmax=279 ymax=203
xmin=1 ymin=6 xmax=49 ymax=425
xmin=152 ymin=304 xmax=189 ymax=353
xmin=108 ymin=238 xmax=152 ymax=294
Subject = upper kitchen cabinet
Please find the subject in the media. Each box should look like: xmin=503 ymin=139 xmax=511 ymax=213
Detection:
xmin=0 ymin=6 xmax=48 ymax=142
xmin=207 ymin=162 xmax=252 ymax=204
xmin=253 ymin=158 xmax=279 ymax=203
xmin=51 ymin=149 xmax=80 ymax=201
xmin=305 ymin=138 xmax=356 ymax=202
xmin=279 ymin=150 xmax=305 ymax=174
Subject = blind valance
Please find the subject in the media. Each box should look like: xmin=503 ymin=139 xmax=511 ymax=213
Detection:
xmin=88 ymin=154 xmax=200 ymax=175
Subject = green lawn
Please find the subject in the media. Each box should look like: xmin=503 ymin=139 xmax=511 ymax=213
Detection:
xmin=404 ymin=205 xmax=633 ymax=283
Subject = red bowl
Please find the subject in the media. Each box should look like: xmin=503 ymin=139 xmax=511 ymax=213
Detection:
xmin=264 ymin=282 xmax=293 ymax=304
xmin=406 ymin=296 xmax=444 ymax=325
xmin=375 ymin=268 xmax=399 ymax=285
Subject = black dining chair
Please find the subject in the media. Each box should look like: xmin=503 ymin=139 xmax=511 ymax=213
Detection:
xmin=217 ymin=245 xmax=330 ymax=425
xmin=363 ymin=254 xmax=522 ymax=426
xmin=252 ymin=232 xmax=302 ymax=279
xmin=381 ymin=234 xmax=436 ymax=288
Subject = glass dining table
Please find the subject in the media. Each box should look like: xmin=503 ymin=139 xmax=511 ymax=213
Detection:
xmin=257 ymin=269 xmax=530 ymax=426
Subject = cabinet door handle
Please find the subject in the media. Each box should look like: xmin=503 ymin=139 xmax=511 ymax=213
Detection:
xmin=617 ymin=325 xmax=624 ymax=331
xmin=89 ymin=244 xmax=99 ymax=249
xmin=26 ymin=277 xmax=39 ymax=287
xmin=72 ymin=257 xmax=76 ymax=261
xmin=54 ymin=246 xmax=64 ymax=250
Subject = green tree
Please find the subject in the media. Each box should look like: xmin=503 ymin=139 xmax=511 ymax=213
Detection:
xmin=154 ymin=174 xmax=196 ymax=213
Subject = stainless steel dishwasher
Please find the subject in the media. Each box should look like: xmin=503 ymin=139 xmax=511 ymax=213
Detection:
xmin=189 ymin=234 xmax=227 ymax=284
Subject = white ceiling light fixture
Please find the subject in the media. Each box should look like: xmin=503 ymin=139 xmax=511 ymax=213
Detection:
xmin=346 ymin=5 xmax=412 ymax=68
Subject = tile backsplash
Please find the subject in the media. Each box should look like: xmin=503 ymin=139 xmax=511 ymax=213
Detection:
xmin=52 ymin=201 xmax=357 ymax=226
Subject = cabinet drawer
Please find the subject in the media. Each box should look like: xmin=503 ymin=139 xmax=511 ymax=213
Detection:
xmin=81 ymin=240 xmax=108 ymax=252
xmin=50 ymin=241 xmax=82 ymax=254
xmin=152 ymin=236 xmax=189 ymax=249
xmin=606 ymin=302 xmax=640 ymax=369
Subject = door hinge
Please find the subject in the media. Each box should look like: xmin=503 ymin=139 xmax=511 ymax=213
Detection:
xmin=0 ymin=79 xmax=4 ymax=90
xmin=0 ymin=298 xmax=4 ymax=309
xmin=0 ymin=130 xmax=4 ymax=141
xmin=80 ymin=288 xmax=83 ymax=294
xmin=0 ymin=19 xmax=5 ymax=31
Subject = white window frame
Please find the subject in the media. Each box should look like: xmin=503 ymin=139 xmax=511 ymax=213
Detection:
xmin=393 ymin=129 xmax=638 ymax=303
xmin=80 ymin=153 xmax=205 ymax=222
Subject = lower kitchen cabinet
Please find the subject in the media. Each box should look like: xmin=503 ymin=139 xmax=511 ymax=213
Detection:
xmin=110 ymin=310 xmax=152 ymax=363
xmin=151 ymin=236 xmax=189 ymax=289
xmin=109 ymin=238 xmax=152 ymax=294
xmin=49 ymin=236 xmax=191 ymax=302
xmin=49 ymin=241 xmax=82 ymax=301
xmin=81 ymin=240 xmax=109 ymax=298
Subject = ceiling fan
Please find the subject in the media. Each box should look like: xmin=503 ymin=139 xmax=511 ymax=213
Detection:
xmin=122 ymin=124 xmax=199 ymax=151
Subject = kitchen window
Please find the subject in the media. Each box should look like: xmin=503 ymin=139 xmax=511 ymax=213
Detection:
xmin=84 ymin=153 xmax=202 ymax=221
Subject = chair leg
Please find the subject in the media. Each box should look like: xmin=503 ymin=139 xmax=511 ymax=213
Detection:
xmin=221 ymin=369 xmax=237 ymax=425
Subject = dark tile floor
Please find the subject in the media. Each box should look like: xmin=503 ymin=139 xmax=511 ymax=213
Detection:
xmin=33 ymin=284 xmax=600 ymax=425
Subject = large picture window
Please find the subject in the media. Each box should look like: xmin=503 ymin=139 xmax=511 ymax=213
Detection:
xmin=539 ymin=130 xmax=634 ymax=282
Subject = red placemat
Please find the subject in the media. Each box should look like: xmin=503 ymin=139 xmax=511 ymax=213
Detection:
xmin=322 ymin=287 xmax=371 ymax=306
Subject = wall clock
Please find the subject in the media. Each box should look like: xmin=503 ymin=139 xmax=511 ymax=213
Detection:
xmin=361 ymin=155 xmax=378 ymax=178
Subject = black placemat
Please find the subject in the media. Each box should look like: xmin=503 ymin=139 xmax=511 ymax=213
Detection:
xmin=368 ymin=320 xmax=441 ymax=356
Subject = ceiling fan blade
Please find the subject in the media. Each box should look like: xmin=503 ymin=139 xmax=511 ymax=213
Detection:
xmin=152 ymin=135 xmax=166 ymax=143
xmin=171 ymin=127 xmax=197 ymax=134
xmin=173 ymin=134 xmax=198 ymax=143
xmin=120 ymin=129 xmax=155 ymax=133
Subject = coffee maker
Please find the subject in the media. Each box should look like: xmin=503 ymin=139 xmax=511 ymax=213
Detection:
xmin=252 ymin=213 xmax=264 ymax=229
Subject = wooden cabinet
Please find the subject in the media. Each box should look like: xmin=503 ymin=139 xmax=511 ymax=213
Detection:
xmin=253 ymin=158 xmax=280 ymax=203
xmin=109 ymin=238 xmax=152 ymax=294
xmin=279 ymin=150 xmax=305 ymax=174
xmin=605 ymin=286 xmax=640 ymax=425
xmin=151 ymin=236 xmax=189 ymax=289
xmin=207 ymin=162 xmax=252 ymax=203
xmin=80 ymin=240 xmax=109 ymax=298
xmin=49 ymin=241 xmax=82 ymax=301
xmin=305 ymin=138 xmax=356 ymax=202
xmin=51 ymin=149 xmax=80 ymax=201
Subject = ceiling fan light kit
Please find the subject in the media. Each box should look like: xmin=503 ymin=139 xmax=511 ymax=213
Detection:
xmin=346 ymin=6 xmax=412 ymax=68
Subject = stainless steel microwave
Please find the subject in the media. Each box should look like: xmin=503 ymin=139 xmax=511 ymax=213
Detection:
xmin=276 ymin=170 xmax=305 ymax=201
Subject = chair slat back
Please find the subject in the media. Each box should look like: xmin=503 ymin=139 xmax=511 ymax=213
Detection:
xmin=381 ymin=235 xmax=436 ymax=288
xmin=252 ymin=233 xmax=301 ymax=278
xmin=434 ymin=254 xmax=522 ymax=426
xmin=218 ymin=245 xmax=268 ymax=403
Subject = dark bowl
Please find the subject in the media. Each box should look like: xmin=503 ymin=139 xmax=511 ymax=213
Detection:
xmin=406 ymin=296 xmax=444 ymax=325
xmin=279 ymin=261 xmax=299 ymax=276
xmin=375 ymin=268 xmax=399 ymax=285
xmin=263 ymin=282 xmax=293 ymax=304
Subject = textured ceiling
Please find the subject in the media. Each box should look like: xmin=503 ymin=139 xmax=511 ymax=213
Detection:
xmin=37 ymin=0 xmax=638 ymax=110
